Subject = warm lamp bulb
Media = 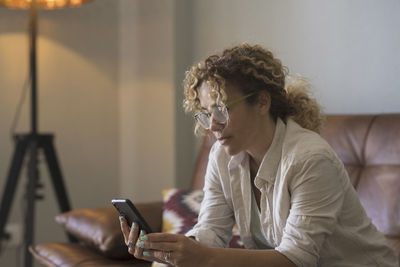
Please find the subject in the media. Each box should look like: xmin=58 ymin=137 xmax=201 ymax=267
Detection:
xmin=0 ymin=0 xmax=91 ymax=9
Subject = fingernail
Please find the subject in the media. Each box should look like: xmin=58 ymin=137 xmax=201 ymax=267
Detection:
xmin=140 ymin=230 xmax=145 ymax=236
xmin=143 ymin=251 xmax=150 ymax=256
xmin=119 ymin=216 xmax=123 ymax=223
xmin=136 ymin=241 xmax=144 ymax=248
xmin=131 ymin=222 xmax=136 ymax=229
xmin=140 ymin=235 xmax=148 ymax=241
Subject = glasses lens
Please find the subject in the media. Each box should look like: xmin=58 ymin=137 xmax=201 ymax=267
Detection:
xmin=212 ymin=106 xmax=228 ymax=124
xmin=194 ymin=105 xmax=228 ymax=130
xmin=195 ymin=113 xmax=211 ymax=129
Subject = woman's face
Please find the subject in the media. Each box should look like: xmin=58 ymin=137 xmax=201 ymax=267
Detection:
xmin=198 ymin=81 xmax=263 ymax=156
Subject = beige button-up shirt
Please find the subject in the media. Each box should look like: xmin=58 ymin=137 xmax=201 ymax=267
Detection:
xmin=186 ymin=118 xmax=397 ymax=267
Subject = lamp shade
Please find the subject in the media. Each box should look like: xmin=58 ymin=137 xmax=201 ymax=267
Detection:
xmin=0 ymin=0 xmax=91 ymax=9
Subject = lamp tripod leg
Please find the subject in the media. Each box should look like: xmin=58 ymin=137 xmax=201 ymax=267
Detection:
xmin=24 ymin=139 xmax=39 ymax=267
xmin=0 ymin=134 xmax=75 ymax=267
xmin=0 ymin=135 xmax=29 ymax=250
xmin=41 ymin=135 xmax=77 ymax=242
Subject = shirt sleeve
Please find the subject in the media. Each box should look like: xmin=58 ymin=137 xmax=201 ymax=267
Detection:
xmin=185 ymin=145 xmax=236 ymax=248
xmin=275 ymin=153 xmax=347 ymax=267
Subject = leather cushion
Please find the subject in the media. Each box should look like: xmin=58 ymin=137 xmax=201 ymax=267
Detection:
xmin=55 ymin=202 xmax=163 ymax=259
xmin=55 ymin=206 xmax=132 ymax=259
xmin=364 ymin=114 xmax=400 ymax=166
xmin=321 ymin=115 xmax=400 ymax=237
xmin=357 ymin=166 xmax=400 ymax=236
xmin=320 ymin=115 xmax=373 ymax=166
xmin=320 ymin=115 xmax=374 ymax=187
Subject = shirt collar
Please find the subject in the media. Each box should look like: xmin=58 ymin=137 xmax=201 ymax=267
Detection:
xmin=255 ymin=118 xmax=286 ymax=184
xmin=228 ymin=150 xmax=246 ymax=170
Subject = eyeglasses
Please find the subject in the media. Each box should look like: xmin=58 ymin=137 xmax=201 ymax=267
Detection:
xmin=194 ymin=92 xmax=255 ymax=130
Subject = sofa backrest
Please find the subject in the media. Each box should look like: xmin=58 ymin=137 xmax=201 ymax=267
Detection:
xmin=190 ymin=134 xmax=216 ymax=190
xmin=320 ymin=114 xmax=400 ymax=237
xmin=190 ymin=114 xmax=400 ymax=238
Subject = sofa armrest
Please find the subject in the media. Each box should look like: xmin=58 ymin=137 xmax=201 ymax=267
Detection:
xmin=29 ymin=243 xmax=152 ymax=267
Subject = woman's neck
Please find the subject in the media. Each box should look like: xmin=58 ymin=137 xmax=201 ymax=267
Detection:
xmin=247 ymin=116 xmax=276 ymax=169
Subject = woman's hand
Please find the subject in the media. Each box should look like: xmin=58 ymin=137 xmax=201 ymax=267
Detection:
xmin=120 ymin=217 xmax=211 ymax=266
xmin=119 ymin=216 xmax=150 ymax=261
xmin=136 ymin=233 xmax=211 ymax=267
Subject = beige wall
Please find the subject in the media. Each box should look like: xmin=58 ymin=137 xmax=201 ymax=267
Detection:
xmin=118 ymin=0 xmax=197 ymax=198
xmin=0 ymin=0 xmax=180 ymax=265
xmin=191 ymin=0 xmax=400 ymax=114
xmin=0 ymin=1 xmax=119 ymax=266
xmin=118 ymin=0 xmax=175 ymax=202
xmin=174 ymin=0 xmax=198 ymax=190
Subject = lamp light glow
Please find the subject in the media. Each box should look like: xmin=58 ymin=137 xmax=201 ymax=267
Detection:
xmin=0 ymin=0 xmax=91 ymax=9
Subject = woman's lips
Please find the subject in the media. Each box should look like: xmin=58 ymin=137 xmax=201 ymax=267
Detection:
xmin=217 ymin=136 xmax=231 ymax=145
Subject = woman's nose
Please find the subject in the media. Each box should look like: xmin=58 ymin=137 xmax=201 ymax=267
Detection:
xmin=209 ymin=114 xmax=225 ymax=132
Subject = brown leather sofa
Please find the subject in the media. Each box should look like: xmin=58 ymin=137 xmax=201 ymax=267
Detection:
xmin=30 ymin=114 xmax=400 ymax=266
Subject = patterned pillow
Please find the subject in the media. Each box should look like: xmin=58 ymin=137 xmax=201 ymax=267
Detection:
xmin=151 ymin=189 xmax=243 ymax=267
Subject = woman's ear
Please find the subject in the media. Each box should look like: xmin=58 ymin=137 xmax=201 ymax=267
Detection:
xmin=257 ymin=91 xmax=271 ymax=115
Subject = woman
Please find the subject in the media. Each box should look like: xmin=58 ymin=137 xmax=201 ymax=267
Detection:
xmin=120 ymin=43 xmax=398 ymax=266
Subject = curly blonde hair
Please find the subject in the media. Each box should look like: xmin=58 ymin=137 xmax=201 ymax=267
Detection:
xmin=183 ymin=43 xmax=325 ymax=134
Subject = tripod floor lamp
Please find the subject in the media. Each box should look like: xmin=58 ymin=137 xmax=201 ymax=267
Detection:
xmin=0 ymin=1 xmax=92 ymax=267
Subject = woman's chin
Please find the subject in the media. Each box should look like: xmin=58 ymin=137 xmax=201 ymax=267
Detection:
xmin=223 ymin=145 xmax=241 ymax=156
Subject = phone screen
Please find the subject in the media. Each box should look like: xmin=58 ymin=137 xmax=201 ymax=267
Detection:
xmin=111 ymin=198 xmax=153 ymax=233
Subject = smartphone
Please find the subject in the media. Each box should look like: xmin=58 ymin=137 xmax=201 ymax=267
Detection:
xmin=111 ymin=198 xmax=153 ymax=233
